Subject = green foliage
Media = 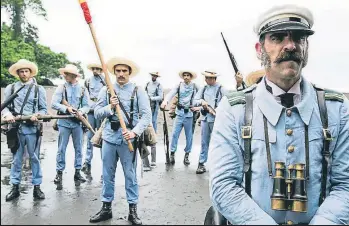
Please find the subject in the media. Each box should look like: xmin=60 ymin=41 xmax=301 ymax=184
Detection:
xmin=1 ymin=0 xmax=47 ymax=41
xmin=1 ymin=24 xmax=85 ymax=87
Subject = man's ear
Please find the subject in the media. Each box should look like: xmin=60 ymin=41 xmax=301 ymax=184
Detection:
xmin=255 ymin=42 xmax=262 ymax=60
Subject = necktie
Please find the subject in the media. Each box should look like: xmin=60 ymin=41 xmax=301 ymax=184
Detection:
xmin=278 ymin=93 xmax=295 ymax=108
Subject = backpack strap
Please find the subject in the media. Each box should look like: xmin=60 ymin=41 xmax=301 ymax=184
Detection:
xmin=84 ymin=78 xmax=90 ymax=94
xmin=190 ymin=83 xmax=197 ymax=106
xmin=130 ymin=86 xmax=138 ymax=128
xmin=177 ymin=82 xmax=182 ymax=101
xmin=201 ymin=85 xmax=207 ymax=100
xmin=155 ymin=83 xmax=160 ymax=96
xmin=9 ymin=83 xmax=15 ymax=112
xmin=313 ymin=85 xmax=345 ymax=206
xmin=227 ymin=86 xmax=257 ymax=197
xmin=80 ymin=86 xmax=86 ymax=108
xmin=32 ymin=84 xmax=40 ymax=113
xmin=145 ymin=82 xmax=150 ymax=93
xmin=243 ymin=91 xmax=253 ymax=197
xmin=214 ymin=85 xmax=222 ymax=108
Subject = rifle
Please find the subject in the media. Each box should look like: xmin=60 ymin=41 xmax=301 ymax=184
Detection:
xmin=221 ymin=32 xmax=247 ymax=89
xmin=61 ymin=99 xmax=96 ymax=134
xmin=1 ymin=85 xmax=25 ymax=112
xmin=1 ymin=114 xmax=75 ymax=125
xmin=161 ymin=108 xmax=170 ymax=165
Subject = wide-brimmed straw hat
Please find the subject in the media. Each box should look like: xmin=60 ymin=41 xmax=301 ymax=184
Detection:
xmin=179 ymin=70 xmax=197 ymax=79
xmin=149 ymin=72 xmax=161 ymax=77
xmin=107 ymin=57 xmax=140 ymax=77
xmin=9 ymin=59 xmax=38 ymax=77
xmin=201 ymin=69 xmax=220 ymax=77
xmin=87 ymin=63 xmax=103 ymax=71
xmin=245 ymin=69 xmax=265 ymax=86
xmin=58 ymin=64 xmax=81 ymax=77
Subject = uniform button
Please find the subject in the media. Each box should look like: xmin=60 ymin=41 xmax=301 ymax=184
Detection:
xmin=286 ymin=129 xmax=293 ymax=136
xmin=286 ymin=109 xmax=292 ymax=116
xmin=287 ymin=220 xmax=294 ymax=225
xmin=288 ymin=146 xmax=295 ymax=153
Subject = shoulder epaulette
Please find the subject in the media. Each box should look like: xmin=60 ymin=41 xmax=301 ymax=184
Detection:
xmin=313 ymin=84 xmax=345 ymax=103
xmin=226 ymin=84 xmax=257 ymax=106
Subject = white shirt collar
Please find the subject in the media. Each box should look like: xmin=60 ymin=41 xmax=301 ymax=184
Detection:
xmin=265 ymin=77 xmax=302 ymax=96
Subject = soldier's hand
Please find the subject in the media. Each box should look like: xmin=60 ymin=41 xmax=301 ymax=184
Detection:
xmin=235 ymin=71 xmax=244 ymax=86
xmin=122 ymin=130 xmax=136 ymax=140
xmin=160 ymin=101 xmax=167 ymax=109
xmin=191 ymin=106 xmax=201 ymax=112
xmin=30 ymin=113 xmax=40 ymax=122
xmin=110 ymin=96 xmax=119 ymax=109
xmin=67 ymin=106 xmax=76 ymax=114
xmin=4 ymin=114 xmax=16 ymax=123
xmin=201 ymin=100 xmax=209 ymax=109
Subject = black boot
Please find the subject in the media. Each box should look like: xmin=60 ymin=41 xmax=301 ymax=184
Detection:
xmin=54 ymin=171 xmax=63 ymax=184
xmin=183 ymin=153 xmax=190 ymax=166
xmin=170 ymin=152 xmax=175 ymax=165
xmin=5 ymin=184 xmax=20 ymax=202
xmin=89 ymin=202 xmax=112 ymax=223
xmin=196 ymin=163 xmax=206 ymax=174
xmin=81 ymin=162 xmax=91 ymax=174
xmin=128 ymin=204 xmax=142 ymax=225
xmin=74 ymin=169 xmax=86 ymax=183
xmin=33 ymin=185 xmax=45 ymax=200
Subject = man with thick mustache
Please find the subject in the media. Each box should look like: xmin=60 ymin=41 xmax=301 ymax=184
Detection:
xmin=208 ymin=4 xmax=349 ymax=225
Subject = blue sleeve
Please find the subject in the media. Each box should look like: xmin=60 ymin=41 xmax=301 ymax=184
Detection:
xmin=37 ymin=86 xmax=48 ymax=115
xmin=51 ymin=85 xmax=67 ymax=113
xmin=164 ymin=86 xmax=178 ymax=104
xmin=1 ymin=84 xmax=14 ymax=117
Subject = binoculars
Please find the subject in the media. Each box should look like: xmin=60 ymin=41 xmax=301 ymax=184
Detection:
xmin=271 ymin=161 xmax=307 ymax=212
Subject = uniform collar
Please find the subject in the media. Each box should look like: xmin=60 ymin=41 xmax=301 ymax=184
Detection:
xmin=256 ymin=76 xmax=315 ymax=126
xmin=265 ymin=77 xmax=302 ymax=96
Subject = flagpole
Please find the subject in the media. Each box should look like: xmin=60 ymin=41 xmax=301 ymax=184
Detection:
xmin=77 ymin=0 xmax=134 ymax=152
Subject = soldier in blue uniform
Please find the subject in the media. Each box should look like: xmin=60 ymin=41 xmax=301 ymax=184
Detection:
xmin=89 ymin=57 xmax=151 ymax=225
xmin=51 ymin=64 xmax=90 ymax=186
xmin=2 ymin=59 xmax=46 ymax=201
xmin=208 ymin=4 xmax=349 ymax=225
xmin=193 ymin=70 xmax=227 ymax=174
xmin=161 ymin=70 xmax=199 ymax=166
xmin=81 ymin=63 xmax=106 ymax=175
xmin=143 ymin=72 xmax=163 ymax=170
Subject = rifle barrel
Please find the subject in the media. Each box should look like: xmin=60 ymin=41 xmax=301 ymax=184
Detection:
xmin=221 ymin=32 xmax=239 ymax=73
xmin=1 ymin=85 xmax=26 ymax=112
xmin=1 ymin=114 xmax=75 ymax=125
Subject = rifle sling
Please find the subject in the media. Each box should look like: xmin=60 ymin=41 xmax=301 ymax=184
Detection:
xmin=19 ymin=83 xmax=35 ymax=115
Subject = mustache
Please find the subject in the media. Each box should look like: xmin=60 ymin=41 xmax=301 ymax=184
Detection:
xmin=274 ymin=51 xmax=304 ymax=64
